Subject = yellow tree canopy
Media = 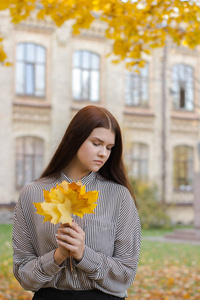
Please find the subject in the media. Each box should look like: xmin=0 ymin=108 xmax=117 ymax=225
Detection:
xmin=1 ymin=0 xmax=200 ymax=67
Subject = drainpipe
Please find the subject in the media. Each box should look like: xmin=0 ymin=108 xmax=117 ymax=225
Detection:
xmin=161 ymin=45 xmax=167 ymax=204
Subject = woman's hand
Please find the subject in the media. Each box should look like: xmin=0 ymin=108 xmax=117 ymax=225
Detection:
xmin=55 ymin=222 xmax=85 ymax=263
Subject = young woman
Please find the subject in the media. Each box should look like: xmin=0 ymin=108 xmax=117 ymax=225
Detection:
xmin=13 ymin=105 xmax=141 ymax=300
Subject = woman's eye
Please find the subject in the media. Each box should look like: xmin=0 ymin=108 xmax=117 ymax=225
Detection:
xmin=93 ymin=143 xmax=100 ymax=146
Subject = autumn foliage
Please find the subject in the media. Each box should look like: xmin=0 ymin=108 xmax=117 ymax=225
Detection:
xmin=33 ymin=180 xmax=98 ymax=225
xmin=1 ymin=0 xmax=200 ymax=66
xmin=128 ymin=264 xmax=200 ymax=300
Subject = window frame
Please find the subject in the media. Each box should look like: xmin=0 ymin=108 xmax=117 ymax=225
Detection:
xmin=130 ymin=142 xmax=149 ymax=181
xmin=125 ymin=62 xmax=149 ymax=107
xmin=72 ymin=50 xmax=100 ymax=102
xmin=173 ymin=145 xmax=194 ymax=192
xmin=15 ymin=136 xmax=44 ymax=189
xmin=15 ymin=42 xmax=46 ymax=98
xmin=171 ymin=64 xmax=194 ymax=112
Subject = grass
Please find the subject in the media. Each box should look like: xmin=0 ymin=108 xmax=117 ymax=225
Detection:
xmin=141 ymin=224 xmax=193 ymax=237
xmin=141 ymin=225 xmax=200 ymax=268
xmin=0 ymin=224 xmax=200 ymax=299
xmin=140 ymin=239 xmax=200 ymax=268
xmin=0 ymin=224 xmax=13 ymax=274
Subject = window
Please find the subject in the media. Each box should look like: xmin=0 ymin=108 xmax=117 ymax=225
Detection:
xmin=72 ymin=50 xmax=100 ymax=102
xmin=15 ymin=137 xmax=44 ymax=189
xmin=16 ymin=43 xmax=46 ymax=97
xmin=173 ymin=146 xmax=193 ymax=191
xmin=131 ymin=143 xmax=148 ymax=181
xmin=125 ymin=63 xmax=149 ymax=107
xmin=172 ymin=64 xmax=194 ymax=111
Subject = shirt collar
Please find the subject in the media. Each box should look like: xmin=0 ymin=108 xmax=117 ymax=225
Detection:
xmin=60 ymin=171 xmax=96 ymax=185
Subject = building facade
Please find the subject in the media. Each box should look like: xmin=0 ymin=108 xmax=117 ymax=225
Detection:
xmin=0 ymin=11 xmax=200 ymax=223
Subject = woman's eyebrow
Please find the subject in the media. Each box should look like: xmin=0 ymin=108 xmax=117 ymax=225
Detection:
xmin=91 ymin=137 xmax=115 ymax=146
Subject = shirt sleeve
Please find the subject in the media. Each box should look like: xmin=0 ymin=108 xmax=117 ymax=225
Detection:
xmin=75 ymin=192 xmax=141 ymax=293
xmin=12 ymin=190 xmax=64 ymax=291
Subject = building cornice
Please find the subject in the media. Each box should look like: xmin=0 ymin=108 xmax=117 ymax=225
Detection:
xmin=13 ymin=102 xmax=51 ymax=123
xmin=13 ymin=100 xmax=51 ymax=109
xmin=123 ymin=109 xmax=155 ymax=118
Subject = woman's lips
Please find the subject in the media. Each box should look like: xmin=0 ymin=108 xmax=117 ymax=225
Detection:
xmin=94 ymin=160 xmax=103 ymax=165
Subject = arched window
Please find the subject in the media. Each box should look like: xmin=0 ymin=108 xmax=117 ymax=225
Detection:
xmin=172 ymin=64 xmax=194 ymax=111
xmin=173 ymin=145 xmax=193 ymax=191
xmin=15 ymin=137 xmax=44 ymax=189
xmin=131 ymin=143 xmax=148 ymax=181
xmin=72 ymin=50 xmax=100 ymax=102
xmin=16 ymin=43 xmax=46 ymax=97
xmin=125 ymin=63 xmax=149 ymax=107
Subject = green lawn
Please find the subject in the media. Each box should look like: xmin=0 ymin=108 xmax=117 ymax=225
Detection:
xmin=0 ymin=224 xmax=13 ymax=274
xmin=0 ymin=224 xmax=12 ymax=252
xmin=0 ymin=224 xmax=200 ymax=299
xmin=141 ymin=224 xmax=193 ymax=237
xmin=140 ymin=240 xmax=200 ymax=268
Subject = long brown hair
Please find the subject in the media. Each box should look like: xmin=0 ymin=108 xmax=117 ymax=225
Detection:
xmin=40 ymin=105 xmax=134 ymax=198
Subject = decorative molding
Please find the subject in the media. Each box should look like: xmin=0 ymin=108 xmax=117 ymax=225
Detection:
xmin=123 ymin=110 xmax=155 ymax=131
xmin=13 ymin=105 xmax=51 ymax=123
xmin=169 ymin=40 xmax=199 ymax=56
xmin=74 ymin=21 xmax=107 ymax=40
xmin=56 ymin=28 xmax=71 ymax=45
xmin=15 ymin=22 xmax=55 ymax=34
xmin=171 ymin=113 xmax=199 ymax=121
xmin=13 ymin=100 xmax=51 ymax=108
xmin=124 ymin=110 xmax=155 ymax=118
xmin=14 ymin=10 xmax=55 ymax=33
xmin=78 ymin=28 xmax=106 ymax=40
xmin=123 ymin=118 xmax=154 ymax=131
xmin=171 ymin=118 xmax=199 ymax=135
xmin=171 ymin=192 xmax=194 ymax=204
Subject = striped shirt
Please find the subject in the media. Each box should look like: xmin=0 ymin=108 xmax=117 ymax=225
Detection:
xmin=12 ymin=171 xmax=141 ymax=298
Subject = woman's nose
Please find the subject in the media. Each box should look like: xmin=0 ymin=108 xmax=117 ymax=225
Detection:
xmin=98 ymin=146 xmax=107 ymax=157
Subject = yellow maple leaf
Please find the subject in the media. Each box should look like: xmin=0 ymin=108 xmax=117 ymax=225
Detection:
xmin=33 ymin=180 xmax=98 ymax=226
xmin=0 ymin=45 xmax=7 ymax=62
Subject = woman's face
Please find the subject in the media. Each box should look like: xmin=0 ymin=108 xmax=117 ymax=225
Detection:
xmin=75 ymin=127 xmax=115 ymax=177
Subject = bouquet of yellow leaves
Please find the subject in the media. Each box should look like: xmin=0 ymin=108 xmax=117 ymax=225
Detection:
xmin=33 ymin=180 xmax=98 ymax=226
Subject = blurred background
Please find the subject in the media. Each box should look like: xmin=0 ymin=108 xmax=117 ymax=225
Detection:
xmin=0 ymin=1 xmax=200 ymax=299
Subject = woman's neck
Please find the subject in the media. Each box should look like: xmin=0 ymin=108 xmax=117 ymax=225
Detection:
xmin=62 ymin=162 xmax=90 ymax=182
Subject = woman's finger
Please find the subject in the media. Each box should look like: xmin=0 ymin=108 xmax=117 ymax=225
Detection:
xmin=59 ymin=223 xmax=84 ymax=239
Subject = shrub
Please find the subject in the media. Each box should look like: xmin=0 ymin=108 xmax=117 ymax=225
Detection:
xmin=130 ymin=178 xmax=171 ymax=229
